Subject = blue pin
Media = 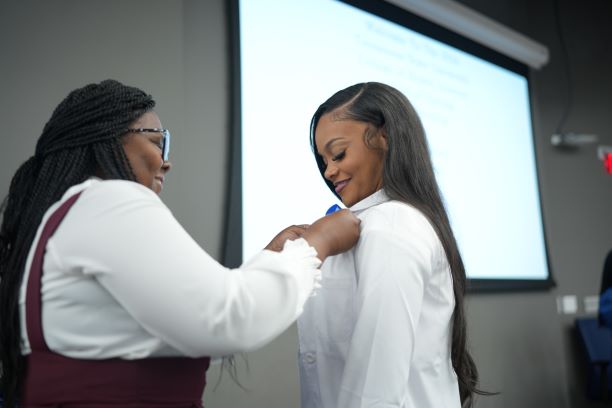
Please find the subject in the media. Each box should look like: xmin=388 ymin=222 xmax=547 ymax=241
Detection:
xmin=325 ymin=204 xmax=342 ymax=215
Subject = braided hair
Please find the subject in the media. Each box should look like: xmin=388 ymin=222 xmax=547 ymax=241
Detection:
xmin=0 ymin=79 xmax=155 ymax=407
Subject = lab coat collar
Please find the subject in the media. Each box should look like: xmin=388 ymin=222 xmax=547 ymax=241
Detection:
xmin=349 ymin=189 xmax=390 ymax=215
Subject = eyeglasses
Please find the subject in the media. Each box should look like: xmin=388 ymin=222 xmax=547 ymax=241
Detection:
xmin=125 ymin=128 xmax=171 ymax=161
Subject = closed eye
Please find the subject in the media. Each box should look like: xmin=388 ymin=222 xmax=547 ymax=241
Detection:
xmin=332 ymin=151 xmax=345 ymax=161
xmin=150 ymin=136 xmax=163 ymax=150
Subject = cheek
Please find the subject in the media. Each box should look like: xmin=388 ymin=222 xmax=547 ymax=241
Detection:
xmin=147 ymin=154 xmax=161 ymax=171
xmin=364 ymin=154 xmax=385 ymax=185
xmin=132 ymin=153 xmax=160 ymax=183
xmin=376 ymin=157 xmax=386 ymax=177
xmin=136 ymin=147 xmax=161 ymax=171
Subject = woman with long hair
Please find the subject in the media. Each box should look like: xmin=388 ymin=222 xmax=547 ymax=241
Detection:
xmin=298 ymin=82 xmax=484 ymax=407
xmin=0 ymin=79 xmax=360 ymax=408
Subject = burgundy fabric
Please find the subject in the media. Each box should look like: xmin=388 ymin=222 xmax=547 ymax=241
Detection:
xmin=22 ymin=192 xmax=210 ymax=407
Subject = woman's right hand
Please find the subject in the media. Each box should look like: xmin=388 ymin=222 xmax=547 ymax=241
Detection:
xmin=302 ymin=209 xmax=361 ymax=261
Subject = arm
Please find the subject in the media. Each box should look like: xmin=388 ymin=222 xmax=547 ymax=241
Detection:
xmin=337 ymin=208 xmax=435 ymax=407
xmin=63 ymin=181 xmax=321 ymax=357
xmin=265 ymin=210 xmax=361 ymax=262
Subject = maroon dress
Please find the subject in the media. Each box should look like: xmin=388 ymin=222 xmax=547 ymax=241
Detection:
xmin=21 ymin=192 xmax=211 ymax=407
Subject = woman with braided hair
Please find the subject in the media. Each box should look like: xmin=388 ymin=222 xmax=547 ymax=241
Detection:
xmin=0 ymin=79 xmax=360 ymax=408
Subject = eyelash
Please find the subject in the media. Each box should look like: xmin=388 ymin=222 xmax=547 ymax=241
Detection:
xmin=332 ymin=151 xmax=345 ymax=161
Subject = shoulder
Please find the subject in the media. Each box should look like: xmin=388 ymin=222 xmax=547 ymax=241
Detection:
xmin=71 ymin=179 xmax=167 ymax=220
xmin=360 ymin=200 xmax=436 ymax=240
xmin=79 ymin=179 xmax=161 ymax=205
xmin=84 ymin=179 xmax=159 ymax=198
xmin=357 ymin=200 xmax=443 ymax=265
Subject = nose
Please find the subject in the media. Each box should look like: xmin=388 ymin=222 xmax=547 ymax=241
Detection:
xmin=323 ymin=162 xmax=338 ymax=181
xmin=161 ymin=160 xmax=172 ymax=173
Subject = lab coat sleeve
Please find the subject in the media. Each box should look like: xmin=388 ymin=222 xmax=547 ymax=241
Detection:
xmin=337 ymin=207 xmax=435 ymax=407
xmin=61 ymin=181 xmax=321 ymax=357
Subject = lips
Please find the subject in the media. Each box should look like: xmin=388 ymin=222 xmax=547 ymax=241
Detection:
xmin=334 ymin=179 xmax=349 ymax=194
xmin=155 ymin=176 xmax=165 ymax=189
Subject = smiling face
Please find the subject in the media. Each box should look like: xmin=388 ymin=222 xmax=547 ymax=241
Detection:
xmin=121 ymin=111 xmax=172 ymax=194
xmin=314 ymin=112 xmax=387 ymax=207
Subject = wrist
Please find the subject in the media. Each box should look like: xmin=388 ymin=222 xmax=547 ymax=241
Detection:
xmin=302 ymin=232 xmax=329 ymax=261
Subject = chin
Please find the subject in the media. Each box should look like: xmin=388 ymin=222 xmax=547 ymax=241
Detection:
xmin=341 ymin=197 xmax=355 ymax=207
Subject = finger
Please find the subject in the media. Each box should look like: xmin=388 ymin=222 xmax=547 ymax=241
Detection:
xmin=290 ymin=224 xmax=309 ymax=230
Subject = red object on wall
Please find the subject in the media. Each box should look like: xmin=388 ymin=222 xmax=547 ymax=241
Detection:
xmin=605 ymin=153 xmax=612 ymax=175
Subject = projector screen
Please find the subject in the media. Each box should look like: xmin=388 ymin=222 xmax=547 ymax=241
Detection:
xmin=225 ymin=0 xmax=553 ymax=291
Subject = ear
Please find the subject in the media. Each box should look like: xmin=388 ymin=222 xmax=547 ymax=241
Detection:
xmin=377 ymin=129 xmax=388 ymax=153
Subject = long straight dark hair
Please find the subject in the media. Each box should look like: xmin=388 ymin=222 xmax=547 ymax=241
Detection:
xmin=310 ymin=82 xmax=483 ymax=406
xmin=0 ymin=80 xmax=154 ymax=408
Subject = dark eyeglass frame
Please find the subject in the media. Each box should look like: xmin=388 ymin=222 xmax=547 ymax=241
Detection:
xmin=125 ymin=128 xmax=171 ymax=161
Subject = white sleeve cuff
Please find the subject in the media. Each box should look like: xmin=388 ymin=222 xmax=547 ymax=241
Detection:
xmin=242 ymin=238 xmax=322 ymax=317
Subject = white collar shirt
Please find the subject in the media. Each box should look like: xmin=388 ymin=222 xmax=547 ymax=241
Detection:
xmin=297 ymin=190 xmax=461 ymax=408
xmin=19 ymin=178 xmax=322 ymax=359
